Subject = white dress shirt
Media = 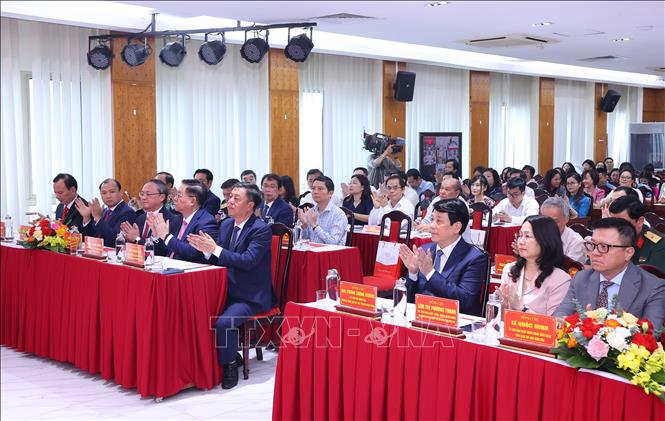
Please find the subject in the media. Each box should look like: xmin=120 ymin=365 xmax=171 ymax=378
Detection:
xmin=561 ymin=226 xmax=587 ymax=263
xmin=493 ymin=196 xmax=540 ymax=225
xmin=368 ymin=195 xmax=415 ymax=227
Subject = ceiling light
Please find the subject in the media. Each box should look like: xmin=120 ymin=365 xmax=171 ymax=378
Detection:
xmin=425 ymin=1 xmax=448 ymax=6
xmin=87 ymin=41 xmax=113 ymax=70
xmin=284 ymin=29 xmax=314 ymax=62
xmin=532 ymin=22 xmax=553 ymax=27
xmin=198 ymin=33 xmax=226 ymax=65
xmin=241 ymin=30 xmax=269 ymax=64
xmin=121 ymin=38 xmax=151 ymax=67
xmin=613 ymin=37 xmax=631 ymax=42
xmin=159 ymin=36 xmax=187 ymax=67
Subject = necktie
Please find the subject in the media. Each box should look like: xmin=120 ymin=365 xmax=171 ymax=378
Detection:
xmin=264 ymin=205 xmax=270 ymax=217
xmin=61 ymin=206 xmax=69 ymax=222
xmin=142 ymin=219 xmax=151 ymax=239
xmin=169 ymin=220 xmax=189 ymax=259
xmin=229 ymin=226 xmax=241 ymax=250
xmin=433 ymin=249 xmax=444 ymax=273
xmin=596 ymin=280 xmax=613 ymax=309
xmin=103 ymin=208 xmax=112 ymax=222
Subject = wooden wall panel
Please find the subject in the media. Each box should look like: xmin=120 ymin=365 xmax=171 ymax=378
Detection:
xmin=643 ymin=88 xmax=665 ymax=122
xmin=382 ymin=61 xmax=407 ymax=167
xmin=110 ymin=34 xmax=156 ymax=198
xmin=593 ymin=83 xmax=608 ymax=163
xmin=538 ymin=78 xmax=555 ymax=174
xmin=269 ymin=48 xmax=300 ymax=192
xmin=469 ymin=71 xmax=490 ymax=177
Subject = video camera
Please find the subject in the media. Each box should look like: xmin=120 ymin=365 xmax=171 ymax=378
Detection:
xmin=362 ymin=131 xmax=405 ymax=154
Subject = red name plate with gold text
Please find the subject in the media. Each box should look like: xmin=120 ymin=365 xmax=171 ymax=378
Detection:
xmin=0 ymin=222 xmax=5 ymax=239
xmin=503 ymin=310 xmax=557 ymax=348
xmin=84 ymin=237 xmax=104 ymax=257
xmin=494 ymin=254 xmax=517 ymax=275
xmin=415 ymin=294 xmax=459 ymax=327
xmin=361 ymin=225 xmax=381 ymax=235
xmin=338 ymin=281 xmax=377 ymax=313
xmin=124 ymin=243 xmax=145 ymax=267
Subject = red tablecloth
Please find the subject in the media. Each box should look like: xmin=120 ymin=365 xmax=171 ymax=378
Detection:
xmin=351 ymin=233 xmax=431 ymax=276
xmin=0 ymin=245 xmax=227 ymax=398
xmin=273 ymin=303 xmax=664 ymax=421
xmin=284 ymin=246 xmax=364 ymax=303
xmin=487 ymin=224 xmax=521 ymax=259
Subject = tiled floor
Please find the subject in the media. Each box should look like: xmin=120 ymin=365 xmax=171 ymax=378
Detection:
xmin=1 ymin=346 xmax=278 ymax=420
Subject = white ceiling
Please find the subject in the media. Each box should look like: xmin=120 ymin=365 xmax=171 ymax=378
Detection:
xmin=3 ymin=1 xmax=664 ymax=86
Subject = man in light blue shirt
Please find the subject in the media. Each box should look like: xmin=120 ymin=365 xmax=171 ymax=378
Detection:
xmin=298 ymin=176 xmax=348 ymax=245
xmin=406 ymin=168 xmax=435 ymax=198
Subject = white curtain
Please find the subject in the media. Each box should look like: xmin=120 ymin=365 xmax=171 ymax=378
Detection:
xmin=488 ymin=73 xmax=539 ymax=172
xmin=405 ymin=63 xmax=469 ymax=175
xmin=0 ymin=17 xmax=112 ymax=223
xmin=553 ymin=79 xmax=595 ymax=171
xmin=156 ymin=41 xmax=269 ymax=186
xmin=607 ymin=84 xmax=643 ymax=164
xmin=299 ymin=53 xmax=382 ymax=188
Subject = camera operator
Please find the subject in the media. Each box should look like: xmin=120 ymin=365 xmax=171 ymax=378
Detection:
xmin=368 ymin=144 xmax=402 ymax=189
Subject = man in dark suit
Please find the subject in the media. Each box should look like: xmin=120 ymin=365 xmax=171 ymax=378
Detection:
xmin=260 ymin=173 xmax=294 ymax=227
xmin=53 ymin=173 xmax=88 ymax=232
xmin=218 ymin=178 xmax=240 ymax=221
xmin=120 ymin=179 xmax=175 ymax=245
xmin=399 ymin=198 xmax=489 ymax=316
xmin=194 ymin=169 xmax=222 ymax=217
xmin=150 ymin=179 xmax=219 ymax=263
xmin=188 ymin=182 xmax=274 ymax=390
xmin=554 ymin=218 xmax=665 ymax=327
xmin=75 ymin=178 xmax=136 ymax=247
xmin=155 ymin=171 xmax=177 ymax=213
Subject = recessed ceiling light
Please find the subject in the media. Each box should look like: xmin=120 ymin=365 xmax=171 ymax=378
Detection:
xmin=425 ymin=1 xmax=448 ymax=7
xmin=532 ymin=22 xmax=553 ymax=27
xmin=613 ymin=37 xmax=631 ymax=42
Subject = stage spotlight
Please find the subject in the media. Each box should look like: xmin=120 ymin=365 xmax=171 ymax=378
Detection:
xmin=121 ymin=39 xmax=151 ymax=67
xmin=159 ymin=36 xmax=187 ymax=67
xmin=198 ymin=33 xmax=226 ymax=65
xmin=240 ymin=30 xmax=269 ymax=64
xmin=284 ymin=30 xmax=313 ymax=62
xmin=87 ymin=41 xmax=114 ymax=70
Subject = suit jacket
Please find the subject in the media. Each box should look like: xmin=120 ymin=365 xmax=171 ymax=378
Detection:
xmin=202 ymin=191 xmax=222 ymax=217
xmin=406 ymin=239 xmax=488 ymax=316
xmin=85 ymin=201 xmax=137 ymax=247
xmin=213 ymin=215 xmax=275 ymax=311
xmin=155 ymin=208 xmax=219 ymax=263
xmin=261 ymin=197 xmax=294 ymax=228
xmin=134 ymin=207 xmax=175 ymax=245
xmin=55 ymin=196 xmax=88 ymax=233
xmin=553 ymin=263 xmax=665 ymax=328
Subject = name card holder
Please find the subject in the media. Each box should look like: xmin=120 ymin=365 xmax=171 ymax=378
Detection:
xmin=335 ymin=281 xmax=381 ymax=319
xmin=123 ymin=243 xmax=145 ymax=268
xmin=410 ymin=294 xmax=464 ymax=338
xmin=498 ymin=310 xmax=557 ymax=357
xmin=492 ymin=254 xmax=517 ymax=279
xmin=82 ymin=237 xmax=105 ymax=260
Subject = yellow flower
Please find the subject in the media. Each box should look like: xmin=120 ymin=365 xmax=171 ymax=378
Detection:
xmin=56 ymin=226 xmax=67 ymax=237
xmin=622 ymin=312 xmax=638 ymax=327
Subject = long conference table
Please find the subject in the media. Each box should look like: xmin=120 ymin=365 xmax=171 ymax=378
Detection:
xmin=0 ymin=244 xmax=228 ymax=398
xmin=272 ymin=302 xmax=664 ymax=421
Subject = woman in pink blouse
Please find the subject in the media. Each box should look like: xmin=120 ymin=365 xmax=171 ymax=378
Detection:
xmin=582 ymin=169 xmax=605 ymax=208
xmin=500 ymin=215 xmax=571 ymax=316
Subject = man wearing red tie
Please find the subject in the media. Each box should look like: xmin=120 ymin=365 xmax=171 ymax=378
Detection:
xmin=53 ymin=173 xmax=88 ymax=232
xmin=76 ymin=178 xmax=136 ymax=247
xmin=120 ymin=179 xmax=175 ymax=245
xmin=150 ymin=179 xmax=219 ymax=263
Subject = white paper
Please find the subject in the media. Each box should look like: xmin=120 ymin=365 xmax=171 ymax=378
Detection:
xmin=376 ymin=240 xmax=400 ymax=265
xmin=462 ymin=228 xmax=486 ymax=250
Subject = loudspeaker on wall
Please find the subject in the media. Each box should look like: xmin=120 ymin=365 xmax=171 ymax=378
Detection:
xmin=394 ymin=71 xmax=416 ymax=102
xmin=600 ymin=89 xmax=621 ymax=112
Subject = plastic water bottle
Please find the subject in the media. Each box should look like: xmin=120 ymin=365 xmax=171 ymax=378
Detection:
xmin=485 ymin=291 xmax=502 ymax=341
xmin=325 ymin=269 xmax=340 ymax=305
xmin=69 ymin=226 xmax=81 ymax=255
xmin=393 ymin=278 xmax=407 ymax=320
xmin=144 ymin=236 xmax=155 ymax=269
xmin=115 ymin=231 xmax=126 ymax=263
xmin=3 ymin=215 xmax=13 ymax=241
xmin=293 ymin=220 xmax=302 ymax=249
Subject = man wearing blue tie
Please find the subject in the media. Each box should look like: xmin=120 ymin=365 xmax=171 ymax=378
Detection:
xmin=188 ymin=182 xmax=274 ymax=390
xmin=260 ymin=173 xmax=294 ymax=227
xmin=399 ymin=198 xmax=488 ymax=316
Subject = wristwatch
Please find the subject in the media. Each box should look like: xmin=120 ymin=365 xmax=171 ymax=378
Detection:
xmin=135 ymin=236 xmax=141 ymax=243
xmin=521 ymin=305 xmax=529 ymax=312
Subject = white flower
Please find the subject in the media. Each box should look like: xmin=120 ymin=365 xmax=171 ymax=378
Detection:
xmin=606 ymin=327 xmax=631 ymax=351
xmin=595 ymin=308 xmax=608 ymax=321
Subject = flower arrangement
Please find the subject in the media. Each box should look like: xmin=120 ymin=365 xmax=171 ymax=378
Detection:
xmin=553 ymin=298 xmax=664 ymax=402
xmin=19 ymin=218 xmax=72 ymax=253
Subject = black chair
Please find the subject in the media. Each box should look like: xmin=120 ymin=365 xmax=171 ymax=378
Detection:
xmin=527 ymin=181 xmax=539 ymax=190
xmin=240 ymin=222 xmax=293 ymax=380
xmin=379 ymin=210 xmax=412 ymax=244
xmin=534 ymin=188 xmax=548 ymax=197
xmin=414 ymin=201 xmax=423 ymax=221
xmin=563 ymin=256 xmax=585 ymax=277
xmin=644 ymin=212 xmax=664 ymax=228
xmin=535 ymin=194 xmax=549 ymax=206
xmin=339 ymin=206 xmax=355 ymax=247
xmin=297 ymin=190 xmax=310 ymax=203
xmin=655 ymin=222 xmax=665 ymax=233
xmin=640 ymin=264 xmax=665 ymax=280
xmin=569 ymin=223 xmax=592 ymax=239
xmin=533 ymin=174 xmax=543 ymax=183
xmin=469 ymin=202 xmax=493 ymax=252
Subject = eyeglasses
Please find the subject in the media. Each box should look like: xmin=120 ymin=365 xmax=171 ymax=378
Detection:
xmin=385 ymin=185 xmax=402 ymax=191
xmin=507 ymin=192 xmax=523 ymax=198
xmin=174 ymin=192 xmax=196 ymax=199
xmin=583 ymin=241 xmax=632 ymax=254
xmin=619 ymin=176 xmax=633 ymax=180
xmin=139 ymin=191 xmax=163 ymax=197
xmin=516 ymin=232 xmax=535 ymax=241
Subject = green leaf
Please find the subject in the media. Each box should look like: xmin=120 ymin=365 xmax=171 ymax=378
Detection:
xmin=652 ymin=370 xmax=665 ymax=385
xmin=565 ymin=354 xmax=600 ymax=369
xmin=605 ymin=365 xmax=632 ymax=381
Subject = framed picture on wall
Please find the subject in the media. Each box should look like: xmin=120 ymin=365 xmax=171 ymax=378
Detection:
xmin=419 ymin=132 xmax=463 ymax=181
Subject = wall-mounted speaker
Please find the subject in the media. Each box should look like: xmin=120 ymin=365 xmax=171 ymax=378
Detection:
xmin=394 ymin=71 xmax=416 ymax=102
xmin=600 ymin=89 xmax=621 ymax=112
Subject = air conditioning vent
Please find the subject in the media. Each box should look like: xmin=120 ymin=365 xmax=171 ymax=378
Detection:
xmin=578 ymin=55 xmax=627 ymax=62
xmin=464 ymin=34 xmax=557 ymax=48
xmin=311 ymin=13 xmax=375 ymax=20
